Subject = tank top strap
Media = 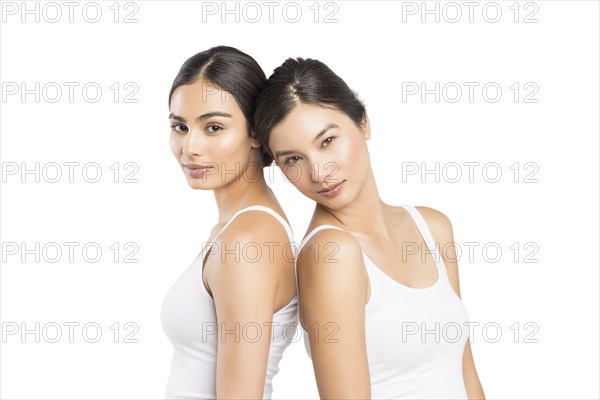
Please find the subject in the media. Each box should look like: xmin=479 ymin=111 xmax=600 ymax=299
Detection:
xmin=298 ymin=224 xmax=345 ymax=254
xmin=398 ymin=204 xmax=447 ymax=277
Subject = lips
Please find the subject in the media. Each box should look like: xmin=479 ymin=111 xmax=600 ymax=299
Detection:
xmin=183 ymin=163 xmax=214 ymax=178
xmin=317 ymin=180 xmax=345 ymax=198
xmin=184 ymin=163 xmax=210 ymax=169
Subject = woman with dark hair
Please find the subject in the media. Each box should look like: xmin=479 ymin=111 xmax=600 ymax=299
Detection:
xmin=254 ymin=58 xmax=485 ymax=399
xmin=160 ymin=46 xmax=298 ymax=399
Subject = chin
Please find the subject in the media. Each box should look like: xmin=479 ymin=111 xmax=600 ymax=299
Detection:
xmin=310 ymin=194 xmax=345 ymax=210
xmin=185 ymin=177 xmax=216 ymax=190
xmin=328 ymin=189 xmax=360 ymax=210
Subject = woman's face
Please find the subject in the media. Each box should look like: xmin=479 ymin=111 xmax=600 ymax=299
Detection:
xmin=169 ymin=78 xmax=261 ymax=190
xmin=268 ymin=102 xmax=371 ymax=208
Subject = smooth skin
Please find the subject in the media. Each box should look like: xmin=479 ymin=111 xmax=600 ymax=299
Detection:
xmin=268 ymin=103 xmax=485 ymax=399
xmin=169 ymin=79 xmax=296 ymax=399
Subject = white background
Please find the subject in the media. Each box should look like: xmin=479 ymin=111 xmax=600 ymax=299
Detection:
xmin=1 ymin=0 xmax=598 ymax=399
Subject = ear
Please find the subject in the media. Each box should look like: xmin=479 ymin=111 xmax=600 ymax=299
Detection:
xmin=360 ymin=112 xmax=371 ymax=140
xmin=249 ymin=132 xmax=261 ymax=149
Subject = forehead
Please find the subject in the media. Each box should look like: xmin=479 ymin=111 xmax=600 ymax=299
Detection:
xmin=170 ymin=78 xmax=242 ymax=117
xmin=269 ymin=103 xmax=348 ymax=146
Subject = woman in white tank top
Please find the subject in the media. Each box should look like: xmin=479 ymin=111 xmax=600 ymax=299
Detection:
xmin=254 ymin=58 xmax=486 ymax=399
xmin=160 ymin=46 xmax=298 ymax=399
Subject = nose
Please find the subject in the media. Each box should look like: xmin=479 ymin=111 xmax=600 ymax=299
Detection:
xmin=309 ymin=156 xmax=339 ymax=184
xmin=183 ymin=129 xmax=205 ymax=158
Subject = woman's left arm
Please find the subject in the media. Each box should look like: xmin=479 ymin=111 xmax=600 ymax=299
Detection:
xmin=417 ymin=206 xmax=486 ymax=400
xmin=207 ymin=214 xmax=290 ymax=399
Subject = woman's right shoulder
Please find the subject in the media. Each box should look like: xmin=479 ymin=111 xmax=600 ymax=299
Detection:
xmin=298 ymin=225 xmax=364 ymax=270
xmin=296 ymin=225 xmax=369 ymax=313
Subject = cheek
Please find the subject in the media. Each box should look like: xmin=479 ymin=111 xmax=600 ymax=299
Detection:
xmin=281 ymin=164 xmax=311 ymax=192
xmin=170 ymin=134 xmax=182 ymax=158
xmin=323 ymin=140 xmax=355 ymax=177
xmin=212 ymin=131 xmax=248 ymax=159
xmin=297 ymin=165 xmax=321 ymax=198
xmin=281 ymin=164 xmax=303 ymax=184
xmin=338 ymin=138 xmax=365 ymax=171
xmin=294 ymin=181 xmax=315 ymax=200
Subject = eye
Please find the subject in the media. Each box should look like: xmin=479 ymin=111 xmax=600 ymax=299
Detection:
xmin=171 ymin=123 xmax=188 ymax=134
xmin=284 ymin=155 xmax=302 ymax=165
xmin=206 ymin=124 xmax=223 ymax=134
xmin=322 ymin=136 xmax=336 ymax=148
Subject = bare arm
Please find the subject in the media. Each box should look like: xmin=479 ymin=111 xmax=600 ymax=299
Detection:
xmin=418 ymin=206 xmax=486 ymax=400
xmin=298 ymin=229 xmax=371 ymax=399
xmin=207 ymin=213 xmax=292 ymax=399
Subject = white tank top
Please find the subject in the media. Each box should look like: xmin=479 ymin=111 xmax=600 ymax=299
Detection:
xmin=160 ymin=205 xmax=299 ymax=399
xmin=298 ymin=204 xmax=470 ymax=399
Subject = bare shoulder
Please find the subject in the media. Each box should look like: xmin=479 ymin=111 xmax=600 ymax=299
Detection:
xmin=297 ymin=227 xmax=369 ymax=331
xmin=217 ymin=209 xmax=291 ymax=247
xmin=206 ymin=210 xmax=291 ymax=299
xmin=297 ymin=227 xmax=368 ymax=308
xmin=414 ymin=205 xmax=454 ymax=241
xmin=299 ymin=204 xmax=367 ymax=284
xmin=206 ymin=209 xmax=293 ymax=282
xmin=298 ymin=227 xmax=364 ymax=274
xmin=414 ymin=205 xmax=452 ymax=227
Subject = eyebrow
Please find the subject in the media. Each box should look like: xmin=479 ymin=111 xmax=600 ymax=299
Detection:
xmin=274 ymin=123 xmax=339 ymax=159
xmin=168 ymin=111 xmax=233 ymax=123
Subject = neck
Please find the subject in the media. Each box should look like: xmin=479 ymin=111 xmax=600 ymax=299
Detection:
xmin=212 ymin=163 xmax=272 ymax=224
